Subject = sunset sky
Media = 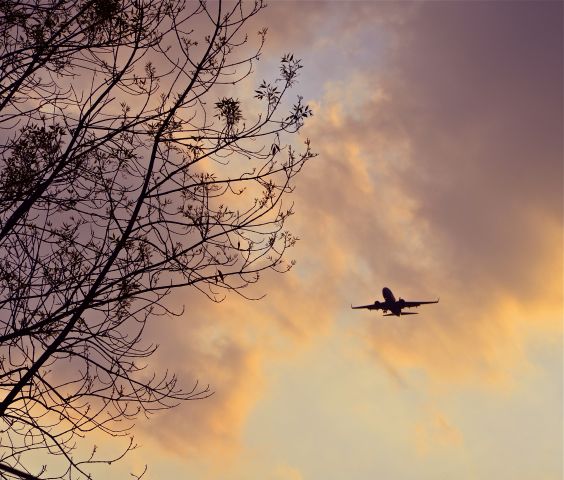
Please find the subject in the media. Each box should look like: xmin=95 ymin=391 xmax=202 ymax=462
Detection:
xmin=98 ymin=2 xmax=562 ymax=478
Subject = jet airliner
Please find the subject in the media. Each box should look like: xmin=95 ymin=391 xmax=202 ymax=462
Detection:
xmin=352 ymin=287 xmax=438 ymax=316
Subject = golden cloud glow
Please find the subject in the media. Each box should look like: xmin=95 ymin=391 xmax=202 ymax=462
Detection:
xmin=112 ymin=3 xmax=563 ymax=479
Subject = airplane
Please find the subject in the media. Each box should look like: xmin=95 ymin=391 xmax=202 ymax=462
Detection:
xmin=351 ymin=287 xmax=439 ymax=316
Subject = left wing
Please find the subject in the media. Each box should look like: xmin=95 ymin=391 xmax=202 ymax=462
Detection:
xmin=351 ymin=303 xmax=380 ymax=310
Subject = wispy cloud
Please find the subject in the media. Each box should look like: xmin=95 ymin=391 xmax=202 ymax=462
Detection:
xmin=115 ymin=2 xmax=562 ymax=478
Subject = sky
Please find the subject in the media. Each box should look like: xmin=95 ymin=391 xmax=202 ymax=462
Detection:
xmin=93 ymin=2 xmax=562 ymax=479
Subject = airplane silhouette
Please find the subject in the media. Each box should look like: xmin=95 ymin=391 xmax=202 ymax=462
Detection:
xmin=351 ymin=287 xmax=438 ymax=316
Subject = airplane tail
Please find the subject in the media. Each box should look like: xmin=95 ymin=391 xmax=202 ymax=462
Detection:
xmin=383 ymin=312 xmax=419 ymax=317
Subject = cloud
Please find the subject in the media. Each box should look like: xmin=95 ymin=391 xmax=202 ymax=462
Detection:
xmin=414 ymin=411 xmax=463 ymax=456
xmin=135 ymin=293 xmax=262 ymax=457
xmin=118 ymin=0 xmax=562 ymax=467
xmin=383 ymin=1 xmax=563 ymax=296
xmin=290 ymin=0 xmax=562 ymax=384
xmin=134 ymin=244 xmax=341 ymax=457
xmin=272 ymin=464 xmax=304 ymax=480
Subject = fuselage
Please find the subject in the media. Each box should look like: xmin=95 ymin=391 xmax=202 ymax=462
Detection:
xmin=382 ymin=287 xmax=395 ymax=303
xmin=380 ymin=287 xmax=402 ymax=316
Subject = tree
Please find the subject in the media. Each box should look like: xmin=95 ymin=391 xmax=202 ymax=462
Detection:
xmin=0 ymin=0 xmax=314 ymax=478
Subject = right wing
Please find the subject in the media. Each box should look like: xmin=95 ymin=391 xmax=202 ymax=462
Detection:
xmin=402 ymin=298 xmax=439 ymax=308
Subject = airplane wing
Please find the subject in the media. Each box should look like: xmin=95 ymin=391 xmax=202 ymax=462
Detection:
xmin=351 ymin=303 xmax=381 ymax=310
xmin=402 ymin=299 xmax=439 ymax=308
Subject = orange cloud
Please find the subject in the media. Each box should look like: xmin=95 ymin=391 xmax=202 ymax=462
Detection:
xmin=414 ymin=411 xmax=463 ymax=456
xmin=134 ymin=244 xmax=341 ymax=457
xmin=289 ymin=1 xmax=563 ymax=384
xmin=115 ymin=2 xmax=562 ymax=470
xmin=272 ymin=465 xmax=304 ymax=480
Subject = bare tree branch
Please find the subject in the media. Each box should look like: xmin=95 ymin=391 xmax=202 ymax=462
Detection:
xmin=0 ymin=0 xmax=314 ymax=477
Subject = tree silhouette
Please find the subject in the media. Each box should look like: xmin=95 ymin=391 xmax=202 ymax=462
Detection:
xmin=0 ymin=0 xmax=314 ymax=478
